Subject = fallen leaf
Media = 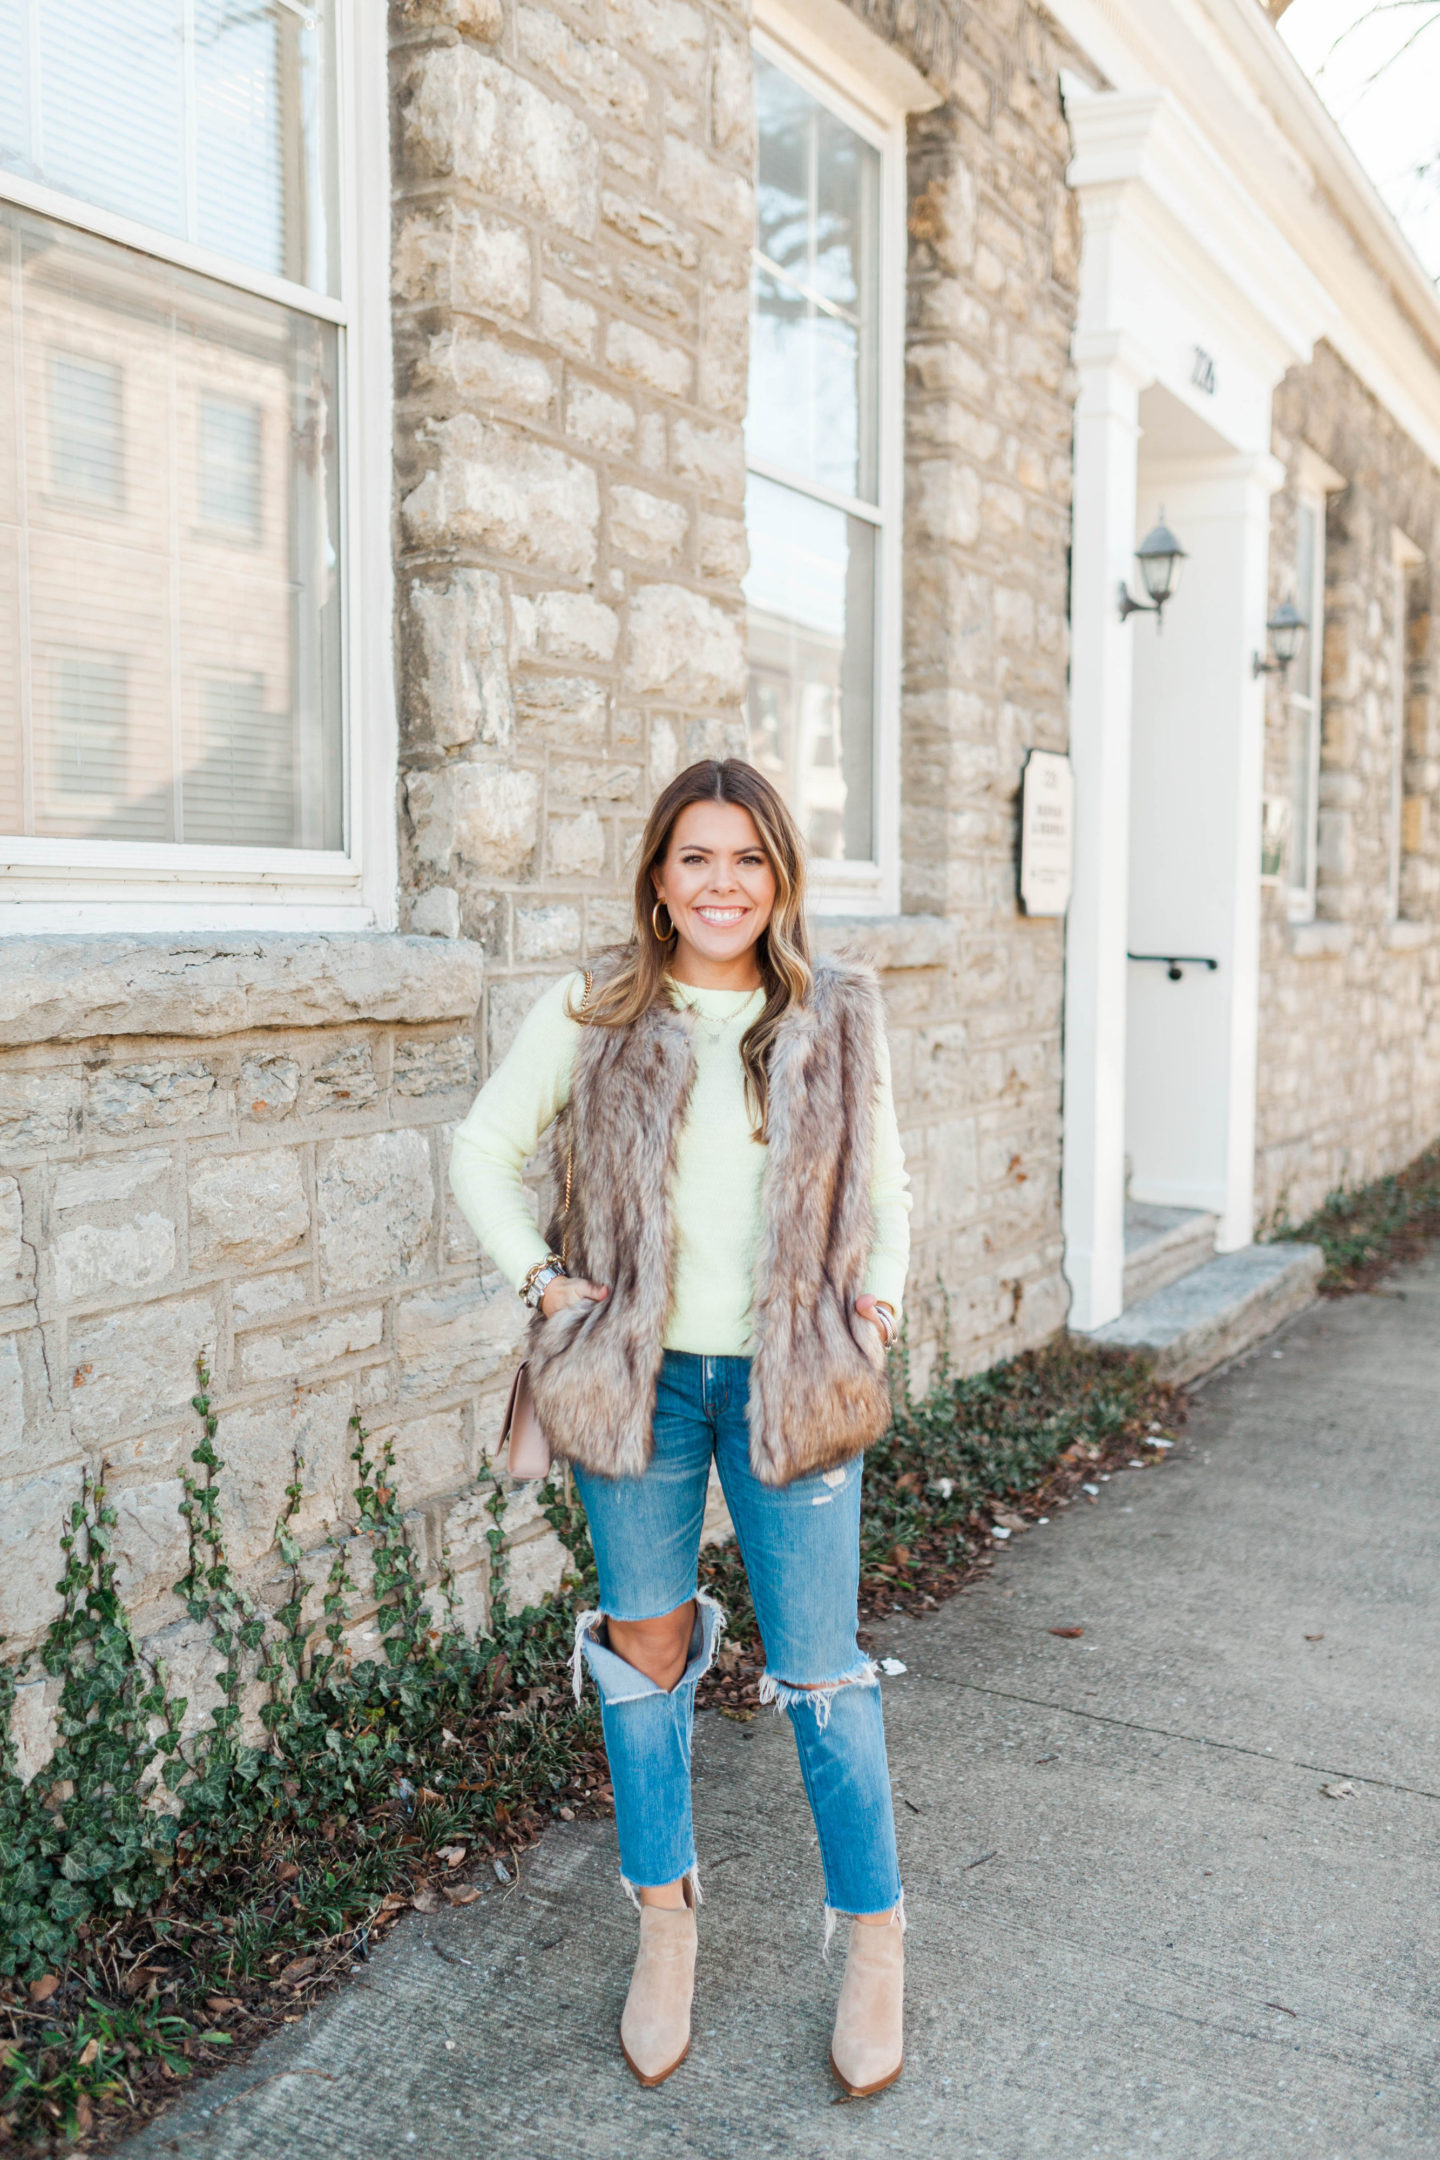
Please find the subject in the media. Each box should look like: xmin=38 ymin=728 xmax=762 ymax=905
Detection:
xmin=411 ymin=1887 xmax=442 ymax=1914
xmin=558 ymin=1806 xmax=575 ymax=1821
xmin=28 ymin=1975 xmax=59 ymax=2004
xmin=1305 ymin=1633 xmax=1325 ymax=1642
xmin=994 ymin=1510 xmax=1027 ymax=1532
xmin=417 ymin=1786 xmax=444 ymax=1805
xmin=277 ymin=1955 xmax=318 ymax=1983
xmin=75 ymin=2095 xmax=93 ymax=2133
xmin=1320 ymin=1780 xmax=1355 ymax=1799
xmin=1264 ymin=2002 xmax=1298 ymax=2017
xmin=205 ymin=1996 xmax=242 ymax=2014
xmin=378 ymin=1892 xmax=409 ymax=1911
xmin=121 ymin=1966 xmax=155 ymax=1998
xmin=76 ymin=2037 xmax=99 ymax=2068
xmin=718 ymin=1706 xmax=755 ymax=1723
xmin=436 ymin=1844 xmax=467 ymax=1869
xmin=1049 ymin=1626 xmax=1084 ymax=1639
xmin=274 ymin=1861 xmax=300 ymax=1884
xmin=443 ymin=1886 xmax=481 ymax=1906
xmin=441 ymin=1728 xmax=461 ymax=1748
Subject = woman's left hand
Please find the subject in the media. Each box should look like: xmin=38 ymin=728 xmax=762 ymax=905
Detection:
xmin=855 ymin=1294 xmax=894 ymax=1345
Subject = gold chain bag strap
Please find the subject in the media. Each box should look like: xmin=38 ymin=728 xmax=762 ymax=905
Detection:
xmin=501 ymin=969 xmax=593 ymax=1481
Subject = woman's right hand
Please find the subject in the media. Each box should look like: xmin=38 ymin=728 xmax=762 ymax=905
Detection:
xmin=540 ymin=1276 xmax=609 ymax=1318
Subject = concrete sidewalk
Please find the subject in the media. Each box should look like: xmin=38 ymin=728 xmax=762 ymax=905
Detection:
xmin=120 ymin=1259 xmax=1440 ymax=2160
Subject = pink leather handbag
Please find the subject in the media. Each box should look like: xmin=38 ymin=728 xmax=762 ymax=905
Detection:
xmin=500 ymin=1360 xmax=551 ymax=1480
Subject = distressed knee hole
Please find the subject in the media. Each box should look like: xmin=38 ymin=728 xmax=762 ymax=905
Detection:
xmin=758 ymin=1657 xmax=879 ymax=1731
xmin=571 ymin=1592 xmax=726 ymax=1705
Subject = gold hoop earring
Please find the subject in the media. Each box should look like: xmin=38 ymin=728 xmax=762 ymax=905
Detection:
xmin=651 ymin=899 xmax=675 ymax=942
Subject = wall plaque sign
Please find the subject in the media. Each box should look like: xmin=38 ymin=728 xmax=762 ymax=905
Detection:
xmin=1018 ymin=749 xmax=1074 ymax=917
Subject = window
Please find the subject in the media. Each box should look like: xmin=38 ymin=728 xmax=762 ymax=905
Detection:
xmin=50 ymin=653 xmax=136 ymax=816
xmin=1389 ymin=530 xmax=1423 ymax=921
xmin=198 ymin=396 xmax=263 ymax=538
xmin=745 ymin=30 xmax=904 ymax=909
xmin=49 ymin=353 xmax=122 ymax=504
xmin=0 ymin=3 xmax=393 ymax=927
xmin=1286 ymin=493 xmax=1325 ymax=921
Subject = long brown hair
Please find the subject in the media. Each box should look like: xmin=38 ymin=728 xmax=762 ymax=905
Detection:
xmin=571 ymin=758 xmax=812 ymax=1137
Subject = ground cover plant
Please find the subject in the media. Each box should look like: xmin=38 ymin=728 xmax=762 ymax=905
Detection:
xmin=1278 ymin=1136 xmax=1440 ymax=1293
xmin=0 ymin=1338 xmax=1180 ymax=2152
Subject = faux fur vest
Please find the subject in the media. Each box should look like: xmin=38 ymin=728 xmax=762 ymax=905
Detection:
xmin=524 ymin=957 xmax=892 ymax=1487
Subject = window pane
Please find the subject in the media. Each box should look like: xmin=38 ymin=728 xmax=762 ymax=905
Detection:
xmin=0 ymin=0 xmax=338 ymax=293
xmin=199 ymin=395 xmax=262 ymax=534
xmin=748 ymin=52 xmax=879 ymax=501
xmin=1 ymin=204 xmax=343 ymax=849
xmin=1287 ymin=501 xmax=1319 ymax=898
xmin=744 ymin=472 xmax=875 ymax=863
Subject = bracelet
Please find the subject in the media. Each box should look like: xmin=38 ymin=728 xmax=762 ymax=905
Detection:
xmin=871 ymin=1300 xmax=898 ymax=1347
xmin=520 ymin=1254 xmax=566 ymax=1309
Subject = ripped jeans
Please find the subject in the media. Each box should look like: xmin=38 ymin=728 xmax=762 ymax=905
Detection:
xmin=571 ymin=1350 xmax=902 ymax=1921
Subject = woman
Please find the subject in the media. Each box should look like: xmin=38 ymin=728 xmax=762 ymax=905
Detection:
xmin=449 ymin=758 xmax=911 ymax=2097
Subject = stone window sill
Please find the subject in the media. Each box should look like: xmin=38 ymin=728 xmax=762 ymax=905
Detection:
xmin=1289 ymin=921 xmax=1353 ymax=959
xmin=0 ymin=933 xmax=484 ymax=1050
xmin=813 ymin=913 xmax=960 ymax=972
xmin=1384 ymin=920 xmax=1433 ymax=951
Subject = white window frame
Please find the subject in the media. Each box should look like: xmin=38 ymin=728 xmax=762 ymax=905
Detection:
xmin=748 ymin=4 xmax=915 ymax=918
xmin=0 ymin=3 xmax=396 ymax=934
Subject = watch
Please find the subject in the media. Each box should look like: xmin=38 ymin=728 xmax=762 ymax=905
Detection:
xmin=522 ymin=1256 xmax=567 ymax=1310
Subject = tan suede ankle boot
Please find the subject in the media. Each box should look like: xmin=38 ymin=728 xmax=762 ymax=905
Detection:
xmin=619 ymin=1894 xmax=697 ymax=2088
xmin=829 ymin=1912 xmax=904 ymax=2098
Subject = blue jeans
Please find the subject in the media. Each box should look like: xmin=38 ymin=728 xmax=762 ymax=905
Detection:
xmin=571 ymin=1350 xmax=902 ymax=1920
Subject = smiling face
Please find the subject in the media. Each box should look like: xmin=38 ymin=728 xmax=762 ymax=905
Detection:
xmin=652 ymin=799 xmax=778 ymax=987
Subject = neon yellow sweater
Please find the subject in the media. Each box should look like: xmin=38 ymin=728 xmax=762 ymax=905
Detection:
xmin=448 ymin=973 xmax=911 ymax=1356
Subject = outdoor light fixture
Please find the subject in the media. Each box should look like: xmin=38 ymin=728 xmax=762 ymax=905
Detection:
xmin=1252 ymin=597 xmax=1307 ymax=678
xmin=1118 ymin=516 xmax=1188 ymax=629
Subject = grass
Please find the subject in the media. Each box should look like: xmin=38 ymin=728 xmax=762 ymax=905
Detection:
xmin=0 ymin=1336 xmax=1180 ymax=2153
xmin=1277 ymin=1137 xmax=1440 ymax=1293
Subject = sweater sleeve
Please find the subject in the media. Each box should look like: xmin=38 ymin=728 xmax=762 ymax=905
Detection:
xmin=448 ymin=972 xmax=585 ymax=1292
xmin=864 ymin=1029 xmax=912 ymax=1317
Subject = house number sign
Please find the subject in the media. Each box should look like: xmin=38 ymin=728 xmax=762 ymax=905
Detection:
xmin=1018 ymin=749 xmax=1074 ymax=917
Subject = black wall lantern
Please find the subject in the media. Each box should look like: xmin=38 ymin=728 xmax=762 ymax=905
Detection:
xmin=1118 ymin=516 xmax=1188 ymax=629
xmin=1252 ymin=598 xmax=1307 ymax=678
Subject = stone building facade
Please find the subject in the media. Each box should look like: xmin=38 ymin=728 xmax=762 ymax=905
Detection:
xmin=4 ymin=0 xmax=1440 ymax=1737
xmin=1256 ymin=342 xmax=1440 ymax=1227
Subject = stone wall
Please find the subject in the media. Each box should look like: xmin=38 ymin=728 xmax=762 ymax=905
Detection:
xmin=387 ymin=0 xmax=1089 ymax=1384
xmin=887 ymin=0 xmax=1089 ymax=1370
xmin=1256 ymin=342 xmax=1440 ymax=1226
xmin=390 ymin=0 xmax=754 ymax=1049
xmin=0 ymin=937 xmax=566 ymax=1718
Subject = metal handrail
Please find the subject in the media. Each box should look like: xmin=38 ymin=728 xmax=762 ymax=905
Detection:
xmin=1126 ymin=952 xmax=1220 ymax=982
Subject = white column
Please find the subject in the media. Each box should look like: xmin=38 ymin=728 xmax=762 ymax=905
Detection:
xmin=1062 ymin=331 xmax=1147 ymax=1330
